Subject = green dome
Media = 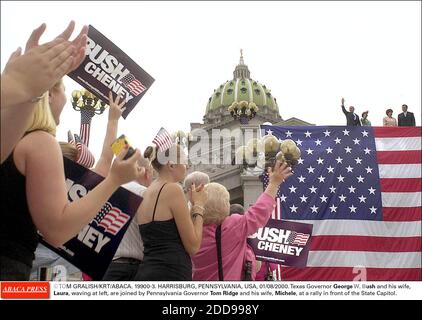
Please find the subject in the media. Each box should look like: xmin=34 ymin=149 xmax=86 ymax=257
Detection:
xmin=205 ymin=51 xmax=279 ymax=117
xmin=205 ymin=78 xmax=279 ymax=114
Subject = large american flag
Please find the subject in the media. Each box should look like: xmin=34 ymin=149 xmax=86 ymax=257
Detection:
xmin=93 ymin=202 xmax=130 ymax=235
xmin=261 ymin=125 xmax=421 ymax=281
xmin=79 ymin=108 xmax=95 ymax=146
xmin=152 ymin=127 xmax=174 ymax=152
xmin=121 ymin=73 xmax=147 ymax=96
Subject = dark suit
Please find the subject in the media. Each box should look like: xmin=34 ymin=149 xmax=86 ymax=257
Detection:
xmin=342 ymin=105 xmax=361 ymax=126
xmin=398 ymin=112 xmax=416 ymax=126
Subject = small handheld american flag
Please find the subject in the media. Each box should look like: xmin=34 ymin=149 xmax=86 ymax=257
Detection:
xmin=79 ymin=108 xmax=95 ymax=147
xmin=152 ymin=127 xmax=174 ymax=152
xmin=74 ymin=134 xmax=95 ymax=168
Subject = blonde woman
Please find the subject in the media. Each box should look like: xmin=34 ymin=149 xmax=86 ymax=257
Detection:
xmin=30 ymin=91 xmax=127 ymax=280
xmin=0 ymin=80 xmax=142 ymax=280
xmin=192 ymin=161 xmax=292 ymax=281
xmin=135 ymin=144 xmax=207 ymax=280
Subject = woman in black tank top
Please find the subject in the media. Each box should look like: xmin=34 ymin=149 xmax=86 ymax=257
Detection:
xmin=136 ymin=183 xmax=192 ymax=280
xmin=0 ymin=154 xmax=38 ymax=279
xmin=135 ymin=144 xmax=207 ymax=280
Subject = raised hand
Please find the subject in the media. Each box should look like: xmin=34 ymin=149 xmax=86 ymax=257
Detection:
xmin=25 ymin=21 xmax=88 ymax=72
xmin=109 ymin=147 xmax=143 ymax=186
xmin=108 ymin=91 xmax=126 ymax=121
xmin=191 ymin=183 xmax=208 ymax=207
xmin=264 ymin=161 xmax=293 ymax=198
xmin=2 ymin=38 xmax=78 ymax=105
xmin=268 ymin=161 xmax=293 ymax=186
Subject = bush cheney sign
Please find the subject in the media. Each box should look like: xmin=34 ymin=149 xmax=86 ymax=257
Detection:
xmin=248 ymin=219 xmax=313 ymax=267
xmin=41 ymin=158 xmax=143 ymax=280
xmin=68 ymin=25 xmax=154 ymax=118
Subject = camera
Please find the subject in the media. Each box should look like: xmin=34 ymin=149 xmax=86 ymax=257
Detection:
xmin=111 ymin=134 xmax=136 ymax=160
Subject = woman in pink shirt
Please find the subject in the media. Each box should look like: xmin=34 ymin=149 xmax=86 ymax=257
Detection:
xmin=383 ymin=109 xmax=398 ymax=127
xmin=192 ymin=162 xmax=292 ymax=281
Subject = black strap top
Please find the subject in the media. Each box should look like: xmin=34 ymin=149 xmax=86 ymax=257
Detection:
xmin=138 ymin=183 xmax=191 ymax=276
xmin=0 ymin=153 xmax=39 ymax=266
xmin=151 ymin=183 xmax=167 ymax=222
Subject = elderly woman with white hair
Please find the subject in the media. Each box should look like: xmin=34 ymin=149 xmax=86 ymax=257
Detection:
xmin=192 ymin=161 xmax=293 ymax=281
xmin=183 ymin=171 xmax=210 ymax=204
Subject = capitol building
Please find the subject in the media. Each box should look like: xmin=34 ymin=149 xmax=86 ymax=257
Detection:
xmin=188 ymin=52 xmax=313 ymax=207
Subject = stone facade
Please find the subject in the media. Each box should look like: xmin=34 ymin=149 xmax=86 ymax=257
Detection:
xmin=188 ymin=53 xmax=314 ymax=207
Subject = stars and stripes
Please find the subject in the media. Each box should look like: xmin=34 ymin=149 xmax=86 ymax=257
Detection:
xmin=74 ymin=134 xmax=95 ymax=168
xmin=79 ymin=108 xmax=95 ymax=146
xmin=120 ymin=73 xmax=147 ymax=96
xmin=261 ymin=125 xmax=421 ymax=281
xmin=152 ymin=127 xmax=173 ymax=152
xmin=93 ymin=202 xmax=130 ymax=235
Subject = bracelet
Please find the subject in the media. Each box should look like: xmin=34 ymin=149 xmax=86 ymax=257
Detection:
xmin=192 ymin=213 xmax=204 ymax=220
xmin=192 ymin=205 xmax=205 ymax=211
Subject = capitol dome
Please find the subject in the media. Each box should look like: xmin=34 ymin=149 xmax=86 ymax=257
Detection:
xmin=203 ymin=51 xmax=281 ymax=125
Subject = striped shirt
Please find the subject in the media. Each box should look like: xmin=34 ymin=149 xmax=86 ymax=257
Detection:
xmin=112 ymin=182 xmax=146 ymax=261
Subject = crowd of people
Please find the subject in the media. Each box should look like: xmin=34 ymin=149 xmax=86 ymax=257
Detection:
xmin=341 ymin=98 xmax=416 ymax=127
xmin=0 ymin=21 xmax=292 ymax=281
xmin=0 ymin=22 xmax=148 ymax=280
xmin=0 ymin=21 xmax=418 ymax=282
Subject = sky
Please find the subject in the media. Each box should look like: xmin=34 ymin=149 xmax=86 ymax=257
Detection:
xmin=1 ymin=1 xmax=421 ymax=160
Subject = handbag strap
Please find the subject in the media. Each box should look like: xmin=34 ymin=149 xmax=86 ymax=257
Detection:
xmin=215 ymin=224 xmax=224 ymax=281
xmin=265 ymin=262 xmax=274 ymax=281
